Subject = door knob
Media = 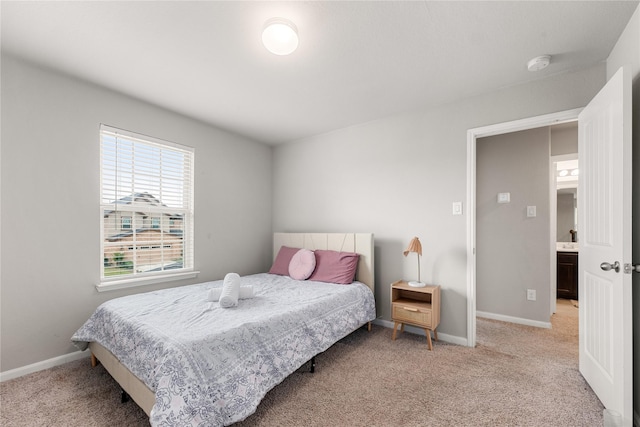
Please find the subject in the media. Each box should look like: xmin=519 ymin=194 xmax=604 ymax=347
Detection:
xmin=600 ymin=261 xmax=620 ymax=273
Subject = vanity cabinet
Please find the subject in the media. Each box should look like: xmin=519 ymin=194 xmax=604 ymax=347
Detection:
xmin=557 ymin=251 xmax=578 ymax=300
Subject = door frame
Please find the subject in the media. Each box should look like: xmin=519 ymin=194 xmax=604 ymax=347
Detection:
xmin=466 ymin=108 xmax=583 ymax=347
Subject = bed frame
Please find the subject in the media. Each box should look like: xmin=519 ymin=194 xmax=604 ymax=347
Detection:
xmin=89 ymin=232 xmax=375 ymax=416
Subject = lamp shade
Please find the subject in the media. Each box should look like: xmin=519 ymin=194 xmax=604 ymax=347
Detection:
xmin=403 ymin=237 xmax=422 ymax=257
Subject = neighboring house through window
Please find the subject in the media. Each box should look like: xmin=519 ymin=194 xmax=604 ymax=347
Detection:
xmin=100 ymin=124 xmax=195 ymax=289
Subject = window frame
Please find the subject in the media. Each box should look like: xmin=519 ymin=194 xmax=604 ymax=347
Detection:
xmin=121 ymin=216 xmax=132 ymax=230
xmin=98 ymin=124 xmax=198 ymax=291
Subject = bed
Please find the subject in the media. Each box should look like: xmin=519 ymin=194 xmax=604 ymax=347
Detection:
xmin=72 ymin=232 xmax=375 ymax=426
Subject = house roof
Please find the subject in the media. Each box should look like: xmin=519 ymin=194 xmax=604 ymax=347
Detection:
xmin=103 ymin=193 xmax=183 ymax=218
xmin=114 ymin=192 xmax=165 ymax=207
xmin=106 ymin=228 xmax=183 ymax=242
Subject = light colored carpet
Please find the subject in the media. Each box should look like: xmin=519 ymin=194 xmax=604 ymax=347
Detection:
xmin=1 ymin=299 xmax=602 ymax=426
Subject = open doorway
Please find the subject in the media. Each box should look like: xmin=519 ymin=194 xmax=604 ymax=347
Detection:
xmin=473 ymin=121 xmax=579 ymax=329
xmin=471 ymin=117 xmax=581 ymax=394
xmin=466 ymin=108 xmax=582 ymax=347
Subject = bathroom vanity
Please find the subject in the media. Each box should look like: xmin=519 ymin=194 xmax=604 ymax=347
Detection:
xmin=557 ymin=243 xmax=578 ymax=300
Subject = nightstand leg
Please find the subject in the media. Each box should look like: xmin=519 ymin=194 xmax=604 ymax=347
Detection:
xmin=392 ymin=322 xmax=401 ymax=340
xmin=433 ymin=328 xmax=438 ymax=341
xmin=425 ymin=329 xmax=433 ymax=351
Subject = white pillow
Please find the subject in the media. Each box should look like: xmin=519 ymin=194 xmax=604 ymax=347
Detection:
xmin=288 ymin=249 xmax=316 ymax=280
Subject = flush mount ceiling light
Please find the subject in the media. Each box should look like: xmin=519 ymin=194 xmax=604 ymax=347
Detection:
xmin=262 ymin=18 xmax=298 ymax=56
xmin=527 ymin=55 xmax=551 ymax=72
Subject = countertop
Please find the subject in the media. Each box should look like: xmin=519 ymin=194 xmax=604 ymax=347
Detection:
xmin=557 ymin=242 xmax=579 ymax=252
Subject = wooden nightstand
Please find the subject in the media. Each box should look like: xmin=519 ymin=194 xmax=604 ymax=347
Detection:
xmin=391 ymin=280 xmax=441 ymax=350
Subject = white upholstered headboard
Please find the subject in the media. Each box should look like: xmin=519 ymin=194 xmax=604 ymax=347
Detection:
xmin=273 ymin=232 xmax=375 ymax=293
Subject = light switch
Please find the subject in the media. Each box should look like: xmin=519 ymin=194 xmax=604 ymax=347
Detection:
xmin=527 ymin=206 xmax=537 ymax=217
xmin=452 ymin=202 xmax=463 ymax=215
xmin=497 ymin=192 xmax=510 ymax=203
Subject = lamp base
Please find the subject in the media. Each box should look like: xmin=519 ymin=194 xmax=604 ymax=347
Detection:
xmin=408 ymin=281 xmax=426 ymax=288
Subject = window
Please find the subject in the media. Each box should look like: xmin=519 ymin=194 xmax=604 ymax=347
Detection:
xmin=100 ymin=125 xmax=195 ymax=290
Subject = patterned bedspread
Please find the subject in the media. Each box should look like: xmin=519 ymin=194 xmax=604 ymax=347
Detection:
xmin=71 ymin=273 xmax=376 ymax=426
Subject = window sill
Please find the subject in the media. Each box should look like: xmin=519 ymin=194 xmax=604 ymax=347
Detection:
xmin=96 ymin=270 xmax=200 ymax=292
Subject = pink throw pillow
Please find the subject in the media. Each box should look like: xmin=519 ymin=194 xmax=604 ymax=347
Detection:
xmin=269 ymin=246 xmax=300 ymax=275
xmin=288 ymin=249 xmax=316 ymax=280
xmin=308 ymin=250 xmax=360 ymax=284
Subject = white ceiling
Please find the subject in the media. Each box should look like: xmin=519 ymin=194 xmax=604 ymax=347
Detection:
xmin=2 ymin=1 xmax=638 ymax=145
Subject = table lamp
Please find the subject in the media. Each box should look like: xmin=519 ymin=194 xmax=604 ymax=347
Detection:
xmin=403 ymin=236 xmax=425 ymax=287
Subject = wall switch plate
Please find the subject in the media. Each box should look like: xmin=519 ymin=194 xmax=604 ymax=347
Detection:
xmin=452 ymin=202 xmax=463 ymax=215
xmin=527 ymin=289 xmax=536 ymax=301
xmin=497 ymin=192 xmax=510 ymax=203
xmin=527 ymin=206 xmax=537 ymax=217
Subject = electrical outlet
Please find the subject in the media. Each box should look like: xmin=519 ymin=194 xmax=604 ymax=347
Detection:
xmin=527 ymin=289 xmax=536 ymax=301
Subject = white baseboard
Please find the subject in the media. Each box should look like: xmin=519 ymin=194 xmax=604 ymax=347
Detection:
xmin=0 ymin=350 xmax=90 ymax=382
xmin=476 ymin=311 xmax=551 ymax=329
xmin=372 ymin=318 xmax=468 ymax=347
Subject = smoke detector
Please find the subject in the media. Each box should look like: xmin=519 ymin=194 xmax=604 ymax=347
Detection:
xmin=527 ymin=55 xmax=551 ymax=72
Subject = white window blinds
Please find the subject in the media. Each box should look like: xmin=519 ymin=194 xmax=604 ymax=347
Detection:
xmin=100 ymin=125 xmax=194 ymax=286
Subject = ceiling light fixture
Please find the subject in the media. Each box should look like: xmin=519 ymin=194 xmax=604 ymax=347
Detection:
xmin=262 ymin=18 xmax=299 ymax=56
xmin=527 ymin=55 xmax=551 ymax=72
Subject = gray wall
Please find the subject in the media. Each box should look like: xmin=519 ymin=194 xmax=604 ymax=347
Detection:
xmin=273 ymin=64 xmax=606 ymax=339
xmin=0 ymin=55 xmax=273 ymax=371
xmin=606 ymin=3 xmax=640 ymax=422
xmin=476 ymin=127 xmax=550 ymax=322
xmin=550 ymin=123 xmax=578 ymax=156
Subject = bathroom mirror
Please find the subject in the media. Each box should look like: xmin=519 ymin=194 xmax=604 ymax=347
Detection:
xmin=556 ymin=159 xmax=578 ymax=243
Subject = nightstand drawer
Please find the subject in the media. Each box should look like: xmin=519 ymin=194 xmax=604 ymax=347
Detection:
xmin=392 ymin=304 xmax=432 ymax=328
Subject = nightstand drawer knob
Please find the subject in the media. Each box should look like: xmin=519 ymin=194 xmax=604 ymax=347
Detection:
xmin=403 ymin=307 xmax=418 ymax=312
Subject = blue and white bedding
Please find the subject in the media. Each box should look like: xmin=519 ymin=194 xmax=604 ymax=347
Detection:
xmin=72 ymin=273 xmax=376 ymax=426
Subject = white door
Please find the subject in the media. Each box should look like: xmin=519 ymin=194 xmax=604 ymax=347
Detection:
xmin=578 ymin=66 xmax=632 ymax=425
